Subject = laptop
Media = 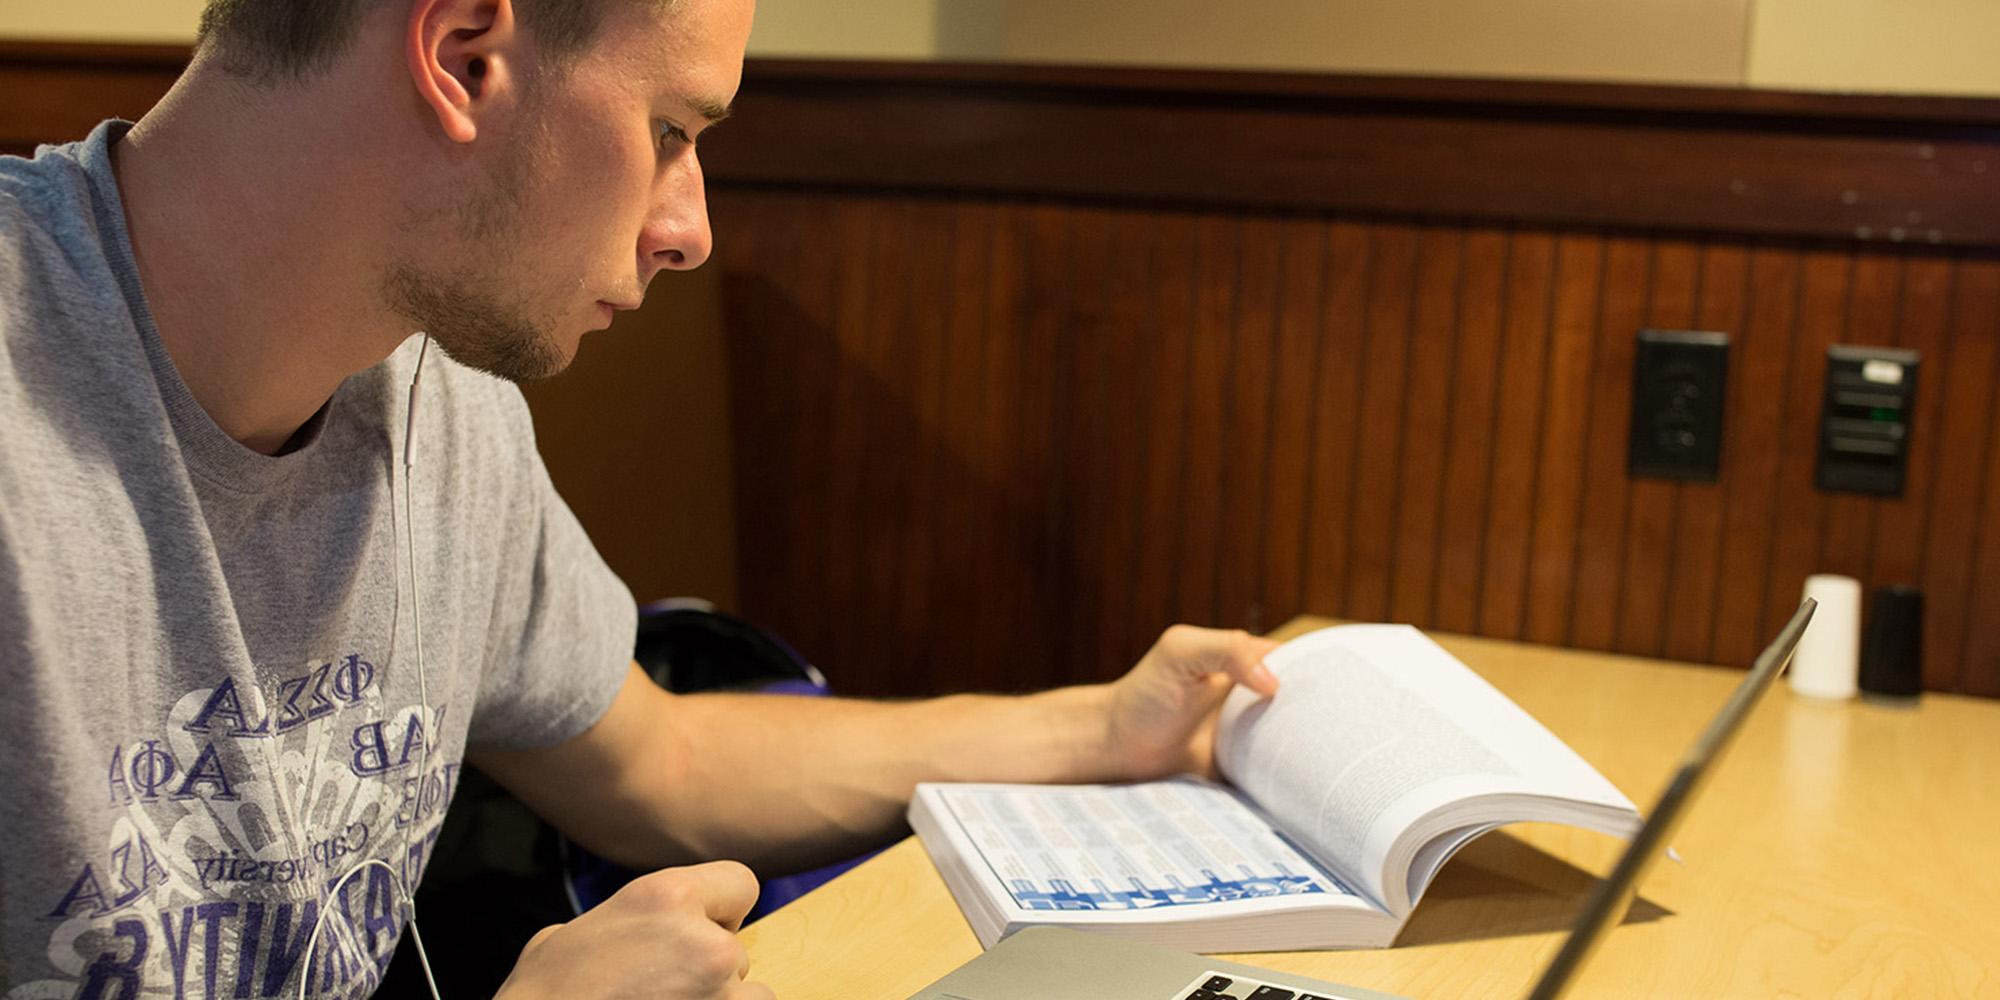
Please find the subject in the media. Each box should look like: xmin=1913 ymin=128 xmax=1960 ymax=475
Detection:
xmin=907 ymin=599 xmax=1817 ymax=1000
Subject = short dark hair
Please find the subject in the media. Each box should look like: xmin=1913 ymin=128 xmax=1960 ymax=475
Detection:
xmin=196 ymin=0 xmax=647 ymax=83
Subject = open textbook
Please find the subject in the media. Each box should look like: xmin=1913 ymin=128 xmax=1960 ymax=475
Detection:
xmin=908 ymin=624 xmax=1644 ymax=953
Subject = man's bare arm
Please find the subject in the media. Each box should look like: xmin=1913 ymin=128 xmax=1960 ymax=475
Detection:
xmin=471 ymin=625 xmax=1279 ymax=874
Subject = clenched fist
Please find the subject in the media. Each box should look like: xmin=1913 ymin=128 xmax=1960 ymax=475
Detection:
xmin=494 ymin=860 xmax=774 ymax=1000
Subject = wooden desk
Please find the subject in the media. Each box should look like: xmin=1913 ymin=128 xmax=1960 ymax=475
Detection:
xmin=740 ymin=618 xmax=2000 ymax=998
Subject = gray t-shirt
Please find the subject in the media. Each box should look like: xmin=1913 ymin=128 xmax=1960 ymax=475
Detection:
xmin=0 ymin=121 xmax=637 ymax=998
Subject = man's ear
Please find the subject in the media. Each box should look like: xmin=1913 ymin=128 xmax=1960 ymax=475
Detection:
xmin=406 ymin=0 xmax=521 ymax=144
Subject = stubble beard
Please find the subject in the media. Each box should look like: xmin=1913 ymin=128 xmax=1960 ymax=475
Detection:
xmin=383 ymin=95 xmax=571 ymax=384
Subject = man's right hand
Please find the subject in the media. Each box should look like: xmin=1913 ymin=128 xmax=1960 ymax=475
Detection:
xmin=492 ymin=859 xmax=772 ymax=999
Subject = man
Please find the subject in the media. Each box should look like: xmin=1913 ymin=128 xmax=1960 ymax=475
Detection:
xmin=0 ymin=0 xmax=1281 ymax=997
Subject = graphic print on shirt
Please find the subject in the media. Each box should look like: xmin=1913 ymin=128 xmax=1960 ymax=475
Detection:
xmin=13 ymin=651 xmax=462 ymax=1000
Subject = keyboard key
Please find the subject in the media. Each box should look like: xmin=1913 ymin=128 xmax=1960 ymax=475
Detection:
xmin=1203 ymin=976 xmax=1234 ymax=991
xmin=1246 ymin=989 xmax=1297 ymax=1000
xmin=1185 ymin=991 xmax=1230 ymax=1000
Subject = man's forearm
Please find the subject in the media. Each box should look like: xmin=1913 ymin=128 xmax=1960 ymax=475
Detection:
xmin=643 ymin=683 xmax=1126 ymax=872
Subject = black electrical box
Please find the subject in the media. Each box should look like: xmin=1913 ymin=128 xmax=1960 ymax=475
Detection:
xmin=1816 ymin=346 xmax=1918 ymax=496
xmin=1628 ymin=329 xmax=1729 ymax=482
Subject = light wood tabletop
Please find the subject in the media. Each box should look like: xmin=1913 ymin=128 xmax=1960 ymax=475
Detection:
xmin=739 ymin=617 xmax=2000 ymax=998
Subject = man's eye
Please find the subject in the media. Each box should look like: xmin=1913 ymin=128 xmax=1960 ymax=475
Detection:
xmin=657 ymin=122 xmax=692 ymax=150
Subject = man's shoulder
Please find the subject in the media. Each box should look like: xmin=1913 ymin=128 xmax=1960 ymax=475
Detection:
xmin=0 ymin=135 xmax=100 ymax=250
xmin=0 ymin=135 xmax=125 ymax=332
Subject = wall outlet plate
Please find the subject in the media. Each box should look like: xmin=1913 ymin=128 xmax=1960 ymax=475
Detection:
xmin=1816 ymin=345 xmax=1918 ymax=495
xmin=1628 ymin=329 xmax=1729 ymax=482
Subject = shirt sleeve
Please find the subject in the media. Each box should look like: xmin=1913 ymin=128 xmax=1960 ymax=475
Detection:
xmin=463 ymin=388 xmax=638 ymax=750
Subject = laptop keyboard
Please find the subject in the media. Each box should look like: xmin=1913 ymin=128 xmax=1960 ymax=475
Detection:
xmin=1171 ymin=971 xmax=1340 ymax=1000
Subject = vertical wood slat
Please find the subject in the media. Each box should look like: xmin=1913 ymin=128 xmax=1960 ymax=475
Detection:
xmin=1432 ymin=230 xmax=1510 ymax=635
xmin=1957 ymin=262 xmax=2000 ymax=699
xmin=1215 ymin=218 xmax=1286 ymax=633
xmin=1300 ymin=223 xmax=1373 ymax=618
xmin=1390 ymin=228 xmax=1465 ymax=627
xmin=1567 ymin=237 xmax=1651 ymax=650
xmin=1764 ymin=248 xmax=1851 ymax=659
xmin=1177 ymin=216 xmax=1241 ymax=627
xmin=1618 ymin=239 xmax=1698 ymax=658
xmin=1084 ymin=208 xmax=1164 ymax=677
xmin=1710 ymin=246 xmax=1803 ymax=667
xmin=1522 ymin=234 xmax=1606 ymax=647
xmin=1256 ymin=220 xmax=1331 ymax=638
xmin=1662 ymin=244 xmax=1751 ymax=663
xmin=720 ymin=191 xmax=2000 ymax=698
xmin=1126 ymin=213 xmax=1201 ymax=662
xmin=1478 ymin=232 xmax=1559 ymax=639
xmin=1924 ymin=260 xmax=2000 ymax=692
xmin=856 ymin=201 xmax=921 ymax=682
xmin=1347 ymin=226 xmax=1422 ymax=623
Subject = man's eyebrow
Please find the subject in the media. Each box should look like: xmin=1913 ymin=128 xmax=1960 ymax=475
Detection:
xmin=693 ymin=97 xmax=732 ymax=124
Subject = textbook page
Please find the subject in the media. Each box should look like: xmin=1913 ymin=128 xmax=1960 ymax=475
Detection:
xmin=1215 ymin=625 xmax=1637 ymax=915
xmin=920 ymin=778 xmax=1377 ymax=920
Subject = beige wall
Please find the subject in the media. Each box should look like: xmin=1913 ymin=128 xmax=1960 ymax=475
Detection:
xmin=5 ymin=0 xmax=1997 ymax=97
xmin=1748 ymin=0 xmax=2000 ymax=97
xmin=0 ymin=0 xmax=203 ymax=42
xmin=975 ymin=0 xmax=1749 ymax=86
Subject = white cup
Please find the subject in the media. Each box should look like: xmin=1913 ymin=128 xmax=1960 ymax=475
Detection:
xmin=1790 ymin=574 xmax=1862 ymax=700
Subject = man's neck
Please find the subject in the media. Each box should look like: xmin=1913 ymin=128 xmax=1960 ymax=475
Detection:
xmin=113 ymin=60 xmax=412 ymax=455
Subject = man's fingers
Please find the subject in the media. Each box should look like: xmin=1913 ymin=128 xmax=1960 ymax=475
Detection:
xmin=680 ymin=859 xmax=762 ymax=931
xmin=622 ymin=859 xmax=762 ymax=932
xmin=1159 ymin=625 xmax=1281 ymax=697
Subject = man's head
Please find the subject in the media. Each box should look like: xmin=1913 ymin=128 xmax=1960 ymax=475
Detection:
xmin=192 ymin=0 xmax=750 ymax=382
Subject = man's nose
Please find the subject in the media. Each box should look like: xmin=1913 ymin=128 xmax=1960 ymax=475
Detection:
xmin=640 ymin=155 xmax=712 ymax=279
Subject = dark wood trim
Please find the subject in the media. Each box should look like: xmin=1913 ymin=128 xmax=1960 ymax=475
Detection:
xmin=0 ymin=41 xmax=189 ymax=154
xmin=706 ymin=60 xmax=2000 ymax=250
xmin=737 ymin=59 xmax=2000 ymax=128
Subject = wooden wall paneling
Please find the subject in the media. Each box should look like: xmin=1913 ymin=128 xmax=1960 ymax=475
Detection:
xmin=1346 ymin=225 xmax=1422 ymax=623
xmin=845 ymin=199 xmax=917 ymax=689
xmin=1053 ymin=205 xmax=1106 ymax=677
xmin=778 ymin=195 xmax=848 ymax=669
xmin=1764 ymin=249 xmax=1853 ymax=640
xmin=1923 ymin=259 xmax=2000 ymax=692
xmin=1569 ymin=237 xmax=1654 ymax=650
xmin=1126 ymin=212 xmax=1201 ymax=664
xmin=1710 ymin=246 xmax=1804 ymax=665
xmin=1662 ymin=244 xmax=1751 ymax=663
xmin=1388 ymin=227 xmax=1465 ymax=628
xmin=1248 ymin=221 xmax=1328 ymax=632
xmin=1477 ymin=232 xmax=1559 ymax=640
xmin=930 ymin=200 xmax=999 ymax=683
xmin=1819 ymin=254 xmax=1905 ymax=581
xmin=1176 ymin=215 xmax=1243 ymax=627
xmin=1014 ymin=204 xmax=1077 ymax=691
xmin=716 ymin=190 xmax=776 ymax=608
xmin=721 ymin=191 xmax=826 ymax=657
xmin=805 ymin=197 xmax=876 ymax=685
xmin=883 ymin=200 xmax=961 ymax=680
xmin=1255 ymin=219 xmax=1331 ymax=638
xmin=1431 ymin=229 xmax=1510 ymax=634
xmin=1522 ymin=234 xmax=1607 ymax=647
xmin=1059 ymin=206 xmax=1129 ymax=677
xmin=1215 ymin=217 xmax=1286 ymax=634
xmin=1967 ymin=325 xmax=2000 ymax=697
xmin=1616 ymin=240 xmax=1698 ymax=657
xmin=1865 ymin=257 xmax=1955 ymax=592
xmin=1300 ymin=222 xmax=1374 ymax=617
xmin=1086 ymin=208 xmax=1165 ymax=676
xmin=970 ymin=204 xmax=1032 ymax=693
